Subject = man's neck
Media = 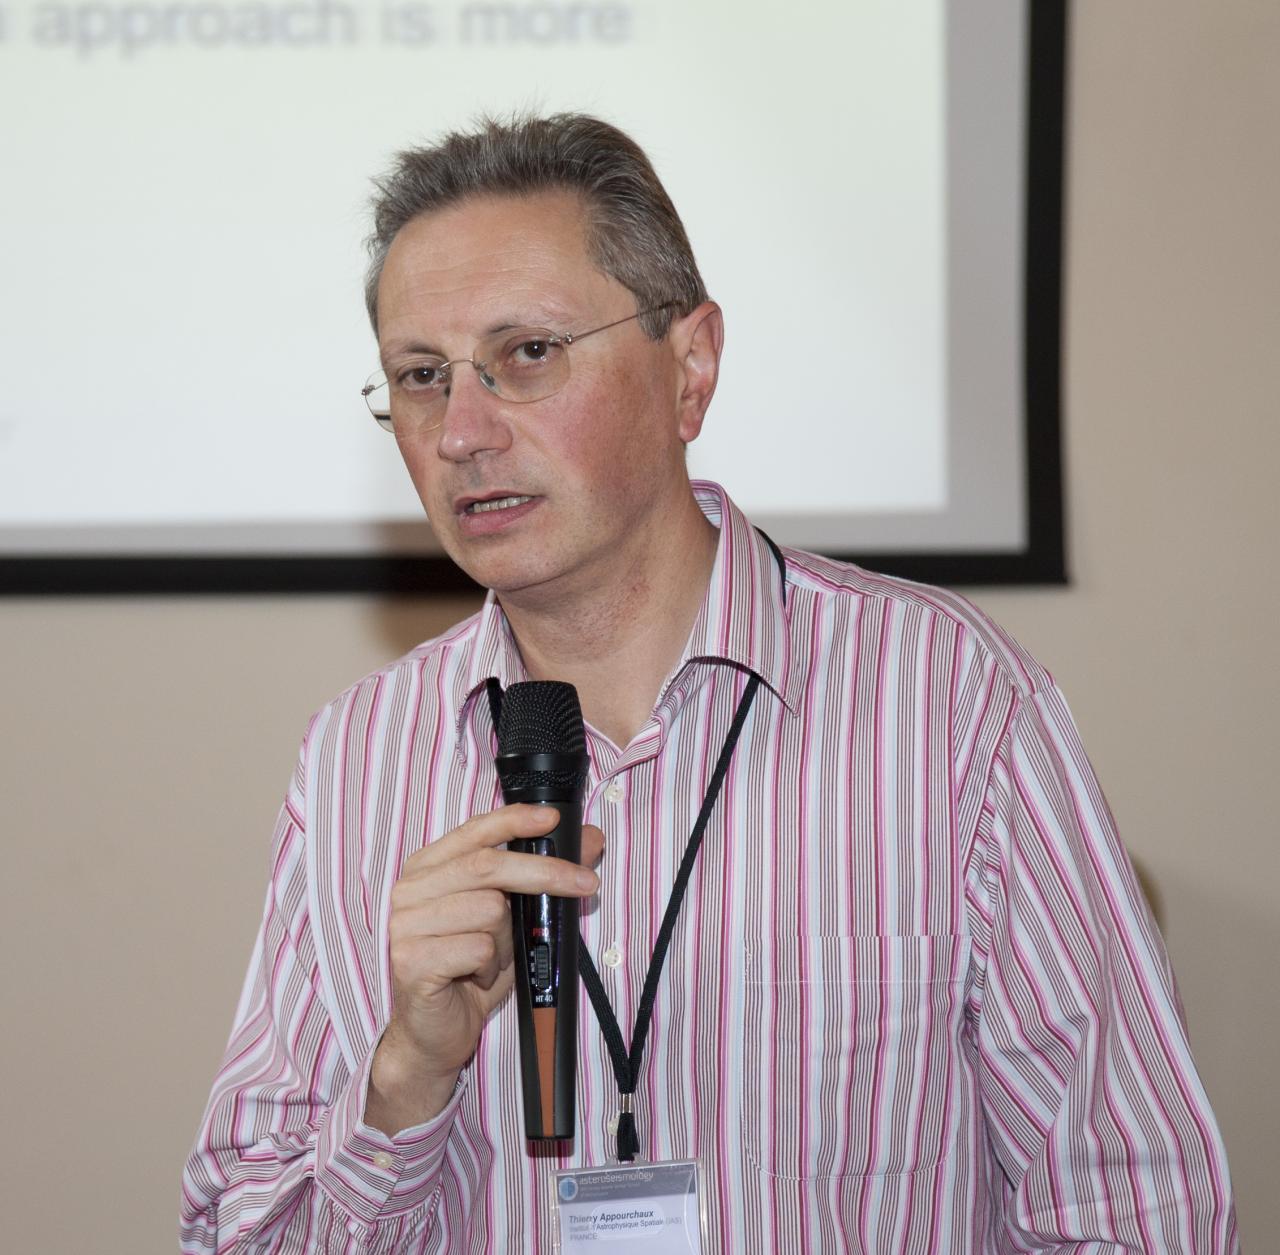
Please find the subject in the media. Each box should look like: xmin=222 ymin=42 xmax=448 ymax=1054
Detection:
xmin=498 ymin=493 xmax=719 ymax=750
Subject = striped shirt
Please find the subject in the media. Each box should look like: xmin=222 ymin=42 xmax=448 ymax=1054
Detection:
xmin=182 ymin=481 xmax=1237 ymax=1253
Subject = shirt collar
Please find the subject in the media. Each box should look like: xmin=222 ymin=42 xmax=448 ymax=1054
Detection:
xmin=455 ymin=592 xmax=528 ymax=751
xmin=677 ymin=479 xmax=798 ymax=714
xmin=453 ymin=478 xmax=798 ymax=753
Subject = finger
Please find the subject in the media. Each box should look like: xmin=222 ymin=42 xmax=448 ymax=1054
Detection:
xmin=492 ymin=923 xmax=514 ymax=971
xmin=406 ymin=805 xmax=559 ymax=875
xmin=471 ymin=938 xmax=513 ymax=991
xmin=394 ymin=931 xmax=500 ymax=988
xmin=390 ymin=892 xmax=514 ymax=981
xmin=466 ymin=903 xmax=514 ymax=989
xmin=473 ymin=960 xmax=515 ymax=1011
xmin=432 ymin=844 xmax=599 ymax=899
xmin=389 ymin=906 xmax=516 ymax=993
xmin=390 ymin=888 xmax=509 ymax=940
xmin=581 ymin=824 xmax=605 ymax=869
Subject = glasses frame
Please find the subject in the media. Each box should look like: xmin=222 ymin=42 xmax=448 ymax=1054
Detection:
xmin=361 ymin=302 xmax=677 ymax=433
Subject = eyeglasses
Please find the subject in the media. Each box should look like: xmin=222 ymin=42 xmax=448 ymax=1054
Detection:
xmin=361 ymin=303 xmax=675 ymax=433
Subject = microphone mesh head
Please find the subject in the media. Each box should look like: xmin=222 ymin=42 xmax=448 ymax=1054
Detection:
xmin=496 ymin=681 xmax=588 ymax=793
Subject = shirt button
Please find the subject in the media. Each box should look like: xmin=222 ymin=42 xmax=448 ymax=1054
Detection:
xmin=603 ymin=781 xmax=624 ymax=803
xmin=372 ymin=1151 xmax=394 ymax=1170
xmin=607 ymin=1114 xmax=620 ymax=1135
xmin=602 ymin=946 xmax=623 ymax=968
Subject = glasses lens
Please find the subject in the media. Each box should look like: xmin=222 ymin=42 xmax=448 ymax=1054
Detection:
xmin=362 ymin=371 xmax=393 ymax=432
xmin=480 ymin=329 xmax=569 ymax=402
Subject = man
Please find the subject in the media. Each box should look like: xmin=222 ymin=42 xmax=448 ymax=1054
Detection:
xmin=183 ymin=114 xmax=1237 ymax=1252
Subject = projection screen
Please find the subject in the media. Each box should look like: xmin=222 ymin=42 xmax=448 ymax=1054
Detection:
xmin=0 ymin=0 xmax=1066 ymax=592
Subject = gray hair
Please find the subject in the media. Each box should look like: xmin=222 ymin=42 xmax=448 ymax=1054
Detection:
xmin=364 ymin=112 xmax=708 ymax=339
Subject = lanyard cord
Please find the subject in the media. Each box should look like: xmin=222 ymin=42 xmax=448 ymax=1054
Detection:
xmin=579 ymin=671 xmax=760 ymax=1160
xmin=486 ymin=530 xmax=787 ymax=1161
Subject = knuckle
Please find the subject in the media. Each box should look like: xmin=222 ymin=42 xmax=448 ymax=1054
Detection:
xmin=468 ymin=847 xmax=501 ymax=881
xmin=389 ymin=938 xmax=415 ymax=973
xmin=458 ymin=810 xmax=496 ymax=839
xmin=451 ymin=816 xmax=480 ymax=844
xmin=479 ymin=889 xmax=508 ymax=925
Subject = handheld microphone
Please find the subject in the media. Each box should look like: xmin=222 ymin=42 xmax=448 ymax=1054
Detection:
xmin=495 ymin=681 xmax=589 ymax=1141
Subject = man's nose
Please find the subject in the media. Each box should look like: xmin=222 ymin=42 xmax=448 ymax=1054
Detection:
xmin=435 ymin=363 xmax=513 ymax=462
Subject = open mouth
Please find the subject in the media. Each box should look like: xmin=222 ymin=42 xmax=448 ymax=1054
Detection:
xmin=460 ymin=494 xmax=535 ymax=515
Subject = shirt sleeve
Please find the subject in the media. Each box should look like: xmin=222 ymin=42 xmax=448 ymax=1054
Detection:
xmin=180 ymin=770 xmax=464 ymax=1253
xmin=965 ymin=681 xmax=1238 ymax=1252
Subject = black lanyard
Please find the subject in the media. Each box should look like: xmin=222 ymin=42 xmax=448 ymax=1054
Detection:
xmin=488 ymin=531 xmax=786 ymax=1162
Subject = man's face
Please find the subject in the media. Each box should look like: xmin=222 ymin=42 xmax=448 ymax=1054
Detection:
xmin=375 ymin=191 xmax=695 ymax=604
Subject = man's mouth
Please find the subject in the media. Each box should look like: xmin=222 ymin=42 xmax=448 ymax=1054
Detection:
xmin=461 ymin=494 xmax=535 ymax=515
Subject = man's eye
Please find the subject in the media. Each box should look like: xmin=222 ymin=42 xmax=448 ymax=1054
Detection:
xmin=399 ymin=363 xmax=445 ymax=389
xmin=509 ymin=338 xmax=552 ymax=365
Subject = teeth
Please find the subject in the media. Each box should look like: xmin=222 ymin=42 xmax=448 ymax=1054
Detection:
xmin=469 ymin=495 xmax=532 ymax=514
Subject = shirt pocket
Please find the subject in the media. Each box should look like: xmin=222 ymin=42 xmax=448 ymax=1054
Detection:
xmin=740 ymin=933 xmax=971 ymax=1180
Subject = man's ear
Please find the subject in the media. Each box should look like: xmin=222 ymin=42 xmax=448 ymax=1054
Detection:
xmin=668 ymin=301 xmax=724 ymax=444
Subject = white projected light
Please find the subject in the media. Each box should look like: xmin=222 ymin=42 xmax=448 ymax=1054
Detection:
xmin=0 ymin=1 xmax=1064 ymax=587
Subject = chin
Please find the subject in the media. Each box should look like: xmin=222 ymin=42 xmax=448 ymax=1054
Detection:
xmin=444 ymin=548 xmax=556 ymax=597
xmin=484 ymin=567 xmax=559 ymax=599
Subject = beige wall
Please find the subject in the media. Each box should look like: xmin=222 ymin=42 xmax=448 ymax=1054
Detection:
xmin=3 ymin=2 xmax=1277 ymax=1247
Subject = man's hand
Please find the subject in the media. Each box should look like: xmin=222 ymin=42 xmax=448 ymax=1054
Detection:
xmin=366 ymin=804 xmax=603 ymax=1136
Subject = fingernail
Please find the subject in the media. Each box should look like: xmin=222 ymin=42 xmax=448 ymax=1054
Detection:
xmin=574 ymin=868 xmax=598 ymax=892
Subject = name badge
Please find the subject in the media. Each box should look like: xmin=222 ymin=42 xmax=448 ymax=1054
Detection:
xmin=554 ymin=1159 xmax=704 ymax=1252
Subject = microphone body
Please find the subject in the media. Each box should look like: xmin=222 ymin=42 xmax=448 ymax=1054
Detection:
xmin=495 ymin=683 xmax=589 ymax=1141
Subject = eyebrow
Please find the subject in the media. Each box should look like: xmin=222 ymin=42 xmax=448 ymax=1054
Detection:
xmin=381 ymin=316 xmax=571 ymax=363
xmin=384 ymin=339 xmax=445 ymax=360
